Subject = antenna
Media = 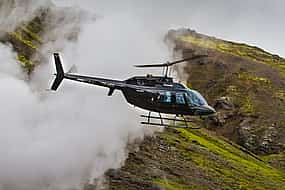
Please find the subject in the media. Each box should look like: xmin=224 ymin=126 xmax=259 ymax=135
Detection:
xmin=165 ymin=63 xmax=169 ymax=77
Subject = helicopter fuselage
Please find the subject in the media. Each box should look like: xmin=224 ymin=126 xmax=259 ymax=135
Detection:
xmin=120 ymin=76 xmax=215 ymax=116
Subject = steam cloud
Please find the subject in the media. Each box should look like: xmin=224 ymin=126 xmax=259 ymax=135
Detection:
xmin=0 ymin=0 xmax=284 ymax=190
xmin=0 ymin=1 xmax=144 ymax=190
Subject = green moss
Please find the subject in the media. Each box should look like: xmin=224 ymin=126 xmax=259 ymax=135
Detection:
xmin=261 ymin=152 xmax=285 ymax=171
xmin=179 ymin=129 xmax=257 ymax=165
xmin=105 ymin=125 xmax=285 ymax=190
xmin=226 ymin=85 xmax=238 ymax=94
xmin=21 ymin=26 xmax=43 ymax=44
xmin=155 ymin=179 xmax=198 ymax=190
xmin=238 ymin=72 xmax=271 ymax=84
xmin=9 ymin=32 xmax=38 ymax=49
xmin=171 ymin=129 xmax=285 ymax=189
xmin=274 ymin=90 xmax=285 ymax=101
xmin=0 ymin=12 xmax=46 ymax=74
xmin=17 ymin=54 xmax=34 ymax=67
xmin=241 ymin=96 xmax=254 ymax=114
xmin=261 ymin=152 xmax=285 ymax=162
xmin=179 ymin=35 xmax=285 ymax=76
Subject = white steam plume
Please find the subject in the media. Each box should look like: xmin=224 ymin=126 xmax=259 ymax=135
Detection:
xmin=0 ymin=1 xmax=146 ymax=190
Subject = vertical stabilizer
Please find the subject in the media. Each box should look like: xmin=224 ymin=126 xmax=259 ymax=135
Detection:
xmin=51 ymin=53 xmax=65 ymax=91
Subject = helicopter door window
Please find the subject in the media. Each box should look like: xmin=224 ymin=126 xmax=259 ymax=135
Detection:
xmin=176 ymin=93 xmax=186 ymax=104
xmin=184 ymin=93 xmax=192 ymax=106
xmin=158 ymin=91 xmax=172 ymax=103
xmin=164 ymin=91 xmax=172 ymax=103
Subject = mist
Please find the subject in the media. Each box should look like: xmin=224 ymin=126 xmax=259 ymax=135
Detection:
xmin=0 ymin=0 xmax=285 ymax=190
xmin=0 ymin=1 xmax=144 ymax=190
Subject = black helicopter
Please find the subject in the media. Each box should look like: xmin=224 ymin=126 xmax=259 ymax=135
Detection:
xmin=51 ymin=53 xmax=215 ymax=128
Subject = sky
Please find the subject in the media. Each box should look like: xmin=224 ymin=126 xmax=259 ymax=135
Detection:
xmin=55 ymin=0 xmax=285 ymax=57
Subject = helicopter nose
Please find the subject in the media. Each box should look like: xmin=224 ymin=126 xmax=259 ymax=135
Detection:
xmin=202 ymin=105 xmax=216 ymax=114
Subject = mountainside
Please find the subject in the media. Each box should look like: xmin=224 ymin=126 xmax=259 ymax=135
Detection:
xmin=165 ymin=29 xmax=285 ymax=155
xmin=94 ymin=29 xmax=285 ymax=189
xmin=1 ymin=6 xmax=285 ymax=189
xmin=98 ymin=128 xmax=285 ymax=190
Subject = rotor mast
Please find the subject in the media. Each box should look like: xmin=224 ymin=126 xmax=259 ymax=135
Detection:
xmin=164 ymin=63 xmax=169 ymax=77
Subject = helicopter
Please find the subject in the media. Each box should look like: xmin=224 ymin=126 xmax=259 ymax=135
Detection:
xmin=51 ymin=53 xmax=216 ymax=128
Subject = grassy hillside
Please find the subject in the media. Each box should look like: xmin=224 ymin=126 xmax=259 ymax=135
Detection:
xmin=86 ymin=128 xmax=285 ymax=190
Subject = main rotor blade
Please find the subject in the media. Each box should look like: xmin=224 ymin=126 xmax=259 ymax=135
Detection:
xmin=134 ymin=54 xmax=207 ymax=68
xmin=167 ymin=54 xmax=207 ymax=66
xmin=134 ymin=63 xmax=168 ymax=68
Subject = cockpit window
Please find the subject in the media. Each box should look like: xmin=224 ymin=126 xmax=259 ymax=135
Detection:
xmin=176 ymin=93 xmax=186 ymax=104
xmin=186 ymin=89 xmax=208 ymax=106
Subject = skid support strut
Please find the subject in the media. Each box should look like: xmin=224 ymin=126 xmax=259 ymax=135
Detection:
xmin=140 ymin=112 xmax=200 ymax=129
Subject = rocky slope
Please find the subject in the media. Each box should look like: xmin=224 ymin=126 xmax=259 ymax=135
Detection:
xmin=97 ymin=128 xmax=285 ymax=190
xmin=94 ymin=30 xmax=285 ymax=189
xmin=166 ymin=29 xmax=285 ymax=155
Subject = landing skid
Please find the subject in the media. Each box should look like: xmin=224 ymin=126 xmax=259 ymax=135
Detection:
xmin=140 ymin=115 xmax=193 ymax=123
xmin=141 ymin=121 xmax=189 ymax=128
xmin=140 ymin=112 xmax=201 ymax=129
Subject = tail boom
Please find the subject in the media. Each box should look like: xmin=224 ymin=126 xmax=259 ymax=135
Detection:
xmin=50 ymin=53 xmax=126 ymax=93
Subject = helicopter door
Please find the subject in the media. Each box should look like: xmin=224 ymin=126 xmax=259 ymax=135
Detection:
xmin=157 ymin=91 xmax=172 ymax=103
xmin=176 ymin=93 xmax=186 ymax=105
xmin=175 ymin=92 xmax=189 ymax=112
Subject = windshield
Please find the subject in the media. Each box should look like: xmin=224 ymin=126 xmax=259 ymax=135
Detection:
xmin=186 ymin=89 xmax=208 ymax=106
